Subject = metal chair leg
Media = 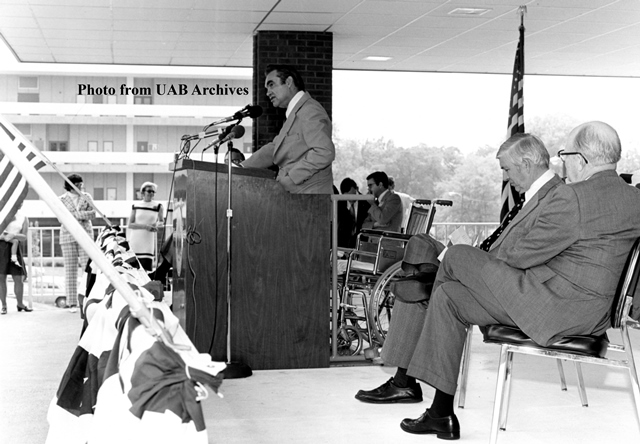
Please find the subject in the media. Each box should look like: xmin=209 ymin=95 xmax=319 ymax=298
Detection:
xmin=556 ymin=359 xmax=568 ymax=391
xmin=622 ymin=326 xmax=640 ymax=428
xmin=457 ymin=326 xmax=473 ymax=408
xmin=575 ymin=362 xmax=588 ymax=407
xmin=499 ymin=351 xmax=515 ymax=431
xmin=490 ymin=346 xmax=510 ymax=444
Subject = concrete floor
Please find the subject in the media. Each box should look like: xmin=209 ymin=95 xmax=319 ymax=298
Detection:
xmin=2 ymin=298 xmax=640 ymax=443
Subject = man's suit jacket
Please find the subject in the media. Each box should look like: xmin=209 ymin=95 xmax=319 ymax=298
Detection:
xmin=483 ymin=170 xmax=640 ymax=345
xmin=362 ymin=190 xmax=403 ymax=233
xmin=337 ymin=198 xmax=371 ymax=248
xmin=382 ymin=174 xmax=563 ymax=366
xmin=242 ymin=92 xmax=335 ymax=194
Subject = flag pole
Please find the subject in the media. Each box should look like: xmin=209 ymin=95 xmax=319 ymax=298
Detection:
xmin=0 ymin=121 xmax=185 ymax=351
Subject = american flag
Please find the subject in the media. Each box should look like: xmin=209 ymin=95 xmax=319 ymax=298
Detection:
xmin=0 ymin=119 xmax=46 ymax=233
xmin=500 ymin=16 xmax=526 ymax=222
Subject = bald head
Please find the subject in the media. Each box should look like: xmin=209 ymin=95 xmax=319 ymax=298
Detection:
xmin=566 ymin=121 xmax=621 ymax=165
xmin=563 ymin=121 xmax=620 ymax=183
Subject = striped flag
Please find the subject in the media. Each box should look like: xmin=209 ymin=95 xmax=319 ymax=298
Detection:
xmin=500 ymin=17 xmax=526 ymax=222
xmin=0 ymin=118 xmax=46 ymax=233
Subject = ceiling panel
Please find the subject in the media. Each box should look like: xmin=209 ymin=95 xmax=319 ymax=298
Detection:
xmin=0 ymin=0 xmax=638 ymax=77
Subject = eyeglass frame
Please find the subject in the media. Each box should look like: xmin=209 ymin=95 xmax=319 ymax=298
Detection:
xmin=557 ymin=149 xmax=589 ymax=164
xmin=143 ymin=189 xmax=156 ymax=194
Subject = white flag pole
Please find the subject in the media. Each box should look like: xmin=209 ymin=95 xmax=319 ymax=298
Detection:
xmin=0 ymin=117 xmax=183 ymax=349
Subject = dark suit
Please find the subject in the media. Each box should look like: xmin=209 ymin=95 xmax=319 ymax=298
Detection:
xmin=337 ymin=198 xmax=371 ymax=248
xmin=242 ymin=92 xmax=335 ymax=194
xmin=362 ymin=190 xmax=403 ymax=233
xmin=403 ymin=170 xmax=640 ymax=395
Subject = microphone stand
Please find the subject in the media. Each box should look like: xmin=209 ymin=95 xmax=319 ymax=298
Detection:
xmin=221 ymin=139 xmax=252 ymax=379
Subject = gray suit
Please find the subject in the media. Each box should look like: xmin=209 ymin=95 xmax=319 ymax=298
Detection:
xmin=405 ymin=170 xmax=640 ymax=395
xmin=362 ymin=190 xmax=403 ymax=233
xmin=381 ymin=174 xmax=563 ymax=370
xmin=242 ymin=92 xmax=335 ymax=194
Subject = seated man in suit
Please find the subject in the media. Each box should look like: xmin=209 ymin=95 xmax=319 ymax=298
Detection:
xmin=241 ymin=64 xmax=335 ymax=194
xmin=337 ymin=177 xmax=371 ymax=248
xmin=356 ymin=132 xmax=560 ymax=405
xmin=361 ymin=122 xmax=640 ymax=440
xmin=388 ymin=176 xmax=415 ymax=233
xmin=362 ymin=171 xmax=403 ymax=233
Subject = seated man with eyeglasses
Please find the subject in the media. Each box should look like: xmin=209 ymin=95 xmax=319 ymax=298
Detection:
xmin=356 ymin=122 xmax=640 ymax=440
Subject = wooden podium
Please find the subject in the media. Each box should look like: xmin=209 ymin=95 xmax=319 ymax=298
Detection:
xmin=171 ymin=159 xmax=330 ymax=370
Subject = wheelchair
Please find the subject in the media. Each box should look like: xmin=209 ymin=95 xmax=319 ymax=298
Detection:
xmin=333 ymin=199 xmax=452 ymax=357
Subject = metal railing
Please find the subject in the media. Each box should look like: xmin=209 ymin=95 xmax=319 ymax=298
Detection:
xmin=432 ymin=222 xmax=500 ymax=245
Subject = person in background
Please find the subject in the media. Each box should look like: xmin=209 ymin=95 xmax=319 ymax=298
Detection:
xmin=337 ymin=177 xmax=371 ymax=248
xmin=241 ymin=64 xmax=335 ymax=194
xmin=388 ymin=176 xmax=415 ymax=233
xmin=362 ymin=171 xmax=403 ymax=233
xmin=59 ymin=174 xmax=96 ymax=314
xmin=127 ymin=182 xmax=164 ymax=272
xmin=0 ymin=208 xmax=32 ymax=314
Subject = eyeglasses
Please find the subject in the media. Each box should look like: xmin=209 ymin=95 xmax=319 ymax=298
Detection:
xmin=143 ymin=189 xmax=155 ymax=194
xmin=557 ymin=149 xmax=589 ymax=164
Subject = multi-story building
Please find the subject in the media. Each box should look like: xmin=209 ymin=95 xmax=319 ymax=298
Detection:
xmin=0 ymin=64 xmax=253 ymax=227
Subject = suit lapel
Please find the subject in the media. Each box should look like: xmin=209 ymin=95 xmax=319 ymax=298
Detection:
xmin=491 ymin=175 xmax=562 ymax=251
xmin=273 ymin=92 xmax=309 ymax=154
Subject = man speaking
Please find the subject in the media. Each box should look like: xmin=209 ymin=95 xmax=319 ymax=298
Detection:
xmin=242 ymin=64 xmax=335 ymax=194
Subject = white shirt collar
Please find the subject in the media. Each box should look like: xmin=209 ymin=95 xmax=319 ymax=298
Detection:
xmin=377 ymin=189 xmax=389 ymax=202
xmin=285 ymin=91 xmax=305 ymax=119
xmin=524 ymin=169 xmax=556 ymax=207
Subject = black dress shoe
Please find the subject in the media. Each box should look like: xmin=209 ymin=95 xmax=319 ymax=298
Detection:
xmin=400 ymin=409 xmax=460 ymax=440
xmin=355 ymin=378 xmax=423 ymax=403
xmin=17 ymin=305 xmax=33 ymax=312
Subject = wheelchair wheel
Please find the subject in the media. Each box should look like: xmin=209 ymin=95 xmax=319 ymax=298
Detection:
xmin=336 ymin=325 xmax=363 ymax=356
xmin=369 ymin=261 xmax=404 ymax=346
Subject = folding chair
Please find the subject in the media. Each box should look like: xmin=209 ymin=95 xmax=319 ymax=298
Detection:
xmin=481 ymin=238 xmax=640 ymax=443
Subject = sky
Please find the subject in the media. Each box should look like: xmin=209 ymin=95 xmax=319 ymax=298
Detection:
xmin=333 ymin=70 xmax=640 ymax=153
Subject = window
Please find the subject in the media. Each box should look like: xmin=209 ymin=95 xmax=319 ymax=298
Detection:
xmin=134 ymin=96 xmax=152 ymax=104
xmin=15 ymin=124 xmax=31 ymax=136
xmin=88 ymin=141 xmax=98 ymax=152
xmin=18 ymin=93 xmax=40 ymax=102
xmin=107 ymin=188 xmax=117 ymax=200
xmin=49 ymin=141 xmax=68 ymax=151
xmin=103 ymin=141 xmax=113 ymax=152
xmin=18 ymin=76 xmax=39 ymax=102
xmin=19 ymin=76 xmax=38 ymax=89
xmin=94 ymin=188 xmax=104 ymax=200
xmin=137 ymin=141 xmax=148 ymax=152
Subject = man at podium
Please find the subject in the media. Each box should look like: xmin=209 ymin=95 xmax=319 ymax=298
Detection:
xmin=241 ymin=64 xmax=335 ymax=194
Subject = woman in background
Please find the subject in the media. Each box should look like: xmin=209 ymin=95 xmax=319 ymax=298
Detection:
xmin=0 ymin=209 xmax=31 ymax=314
xmin=127 ymin=182 xmax=164 ymax=272
xmin=59 ymin=174 xmax=95 ymax=313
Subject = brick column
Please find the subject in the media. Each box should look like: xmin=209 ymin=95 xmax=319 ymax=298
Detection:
xmin=252 ymin=31 xmax=333 ymax=151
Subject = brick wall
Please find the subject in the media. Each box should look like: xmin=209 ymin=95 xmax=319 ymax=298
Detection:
xmin=252 ymin=31 xmax=333 ymax=150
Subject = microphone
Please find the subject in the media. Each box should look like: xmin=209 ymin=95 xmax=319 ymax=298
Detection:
xmin=234 ymin=105 xmax=263 ymax=120
xmin=181 ymin=125 xmax=234 ymax=142
xmin=218 ymin=124 xmax=245 ymax=145
xmin=206 ymin=105 xmax=263 ymax=127
xmin=205 ymin=125 xmax=245 ymax=153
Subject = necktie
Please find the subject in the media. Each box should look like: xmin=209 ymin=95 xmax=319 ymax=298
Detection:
xmin=479 ymin=198 xmax=525 ymax=252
